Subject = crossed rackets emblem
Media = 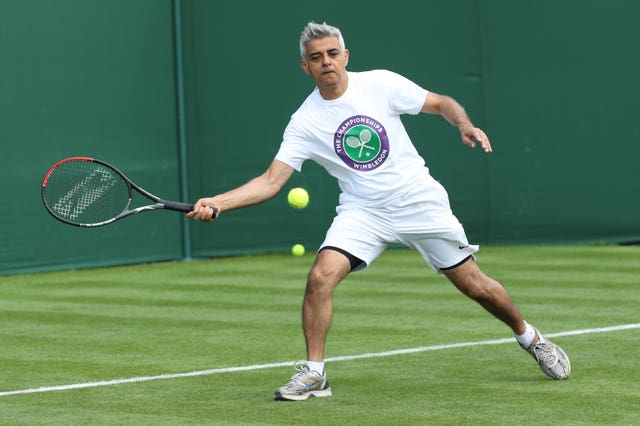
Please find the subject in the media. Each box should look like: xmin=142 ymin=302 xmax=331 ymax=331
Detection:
xmin=344 ymin=127 xmax=380 ymax=160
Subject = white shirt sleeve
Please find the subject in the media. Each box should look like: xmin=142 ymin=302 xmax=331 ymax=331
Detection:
xmin=381 ymin=70 xmax=428 ymax=115
xmin=274 ymin=119 xmax=308 ymax=172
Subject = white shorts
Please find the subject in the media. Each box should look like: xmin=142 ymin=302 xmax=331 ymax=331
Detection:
xmin=320 ymin=177 xmax=479 ymax=273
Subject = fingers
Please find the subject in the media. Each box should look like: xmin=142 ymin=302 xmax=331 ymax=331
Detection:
xmin=463 ymin=128 xmax=492 ymax=153
xmin=474 ymin=128 xmax=492 ymax=153
xmin=187 ymin=200 xmax=219 ymax=222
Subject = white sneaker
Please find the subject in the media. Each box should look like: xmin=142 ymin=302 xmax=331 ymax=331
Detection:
xmin=274 ymin=363 xmax=333 ymax=401
xmin=522 ymin=326 xmax=571 ymax=380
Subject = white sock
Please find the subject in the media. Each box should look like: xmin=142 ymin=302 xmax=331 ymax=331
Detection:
xmin=306 ymin=361 xmax=325 ymax=374
xmin=515 ymin=322 xmax=536 ymax=348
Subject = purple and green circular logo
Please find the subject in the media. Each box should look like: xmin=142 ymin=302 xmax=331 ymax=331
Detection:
xmin=334 ymin=115 xmax=389 ymax=171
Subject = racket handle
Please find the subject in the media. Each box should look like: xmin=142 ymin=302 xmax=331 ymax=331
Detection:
xmin=162 ymin=200 xmax=194 ymax=212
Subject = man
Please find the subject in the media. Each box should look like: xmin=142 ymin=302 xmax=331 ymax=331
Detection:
xmin=188 ymin=22 xmax=571 ymax=401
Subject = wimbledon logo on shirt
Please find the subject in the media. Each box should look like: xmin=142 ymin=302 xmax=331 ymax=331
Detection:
xmin=334 ymin=115 xmax=389 ymax=171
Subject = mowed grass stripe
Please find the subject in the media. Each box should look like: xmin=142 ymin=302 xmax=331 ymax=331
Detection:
xmin=1 ymin=322 xmax=638 ymax=397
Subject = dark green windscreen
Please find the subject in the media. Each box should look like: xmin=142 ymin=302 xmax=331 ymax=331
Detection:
xmin=2 ymin=0 xmax=638 ymax=275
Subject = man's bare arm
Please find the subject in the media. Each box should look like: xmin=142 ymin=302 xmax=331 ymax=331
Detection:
xmin=187 ymin=160 xmax=295 ymax=221
xmin=422 ymin=92 xmax=492 ymax=153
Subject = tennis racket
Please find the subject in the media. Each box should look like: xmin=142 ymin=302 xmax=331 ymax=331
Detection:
xmin=42 ymin=157 xmax=200 ymax=227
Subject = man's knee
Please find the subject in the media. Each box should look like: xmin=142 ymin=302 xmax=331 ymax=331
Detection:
xmin=305 ymin=267 xmax=341 ymax=300
xmin=306 ymin=250 xmax=352 ymax=289
xmin=307 ymin=266 xmax=335 ymax=288
xmin=444 ymin=260 xmax=493 ymax=300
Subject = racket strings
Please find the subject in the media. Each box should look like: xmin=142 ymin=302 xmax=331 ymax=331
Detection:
xmin=44 ymin=161 xmax=130 ymax=224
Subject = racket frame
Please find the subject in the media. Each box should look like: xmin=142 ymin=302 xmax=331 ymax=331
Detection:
xmin=42 ymin=156 xmax=194 ymax=227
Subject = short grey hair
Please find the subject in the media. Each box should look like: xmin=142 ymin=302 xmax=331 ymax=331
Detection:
xmin=299 ymin=22 xmax=345 ymax=59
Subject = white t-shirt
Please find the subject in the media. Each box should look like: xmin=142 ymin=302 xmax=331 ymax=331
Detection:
xmin=275 ymin=69 xmax=432 ymax=206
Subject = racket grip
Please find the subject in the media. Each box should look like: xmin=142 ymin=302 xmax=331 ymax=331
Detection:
xmin=163 ymin=200 xmax=194 ymax=212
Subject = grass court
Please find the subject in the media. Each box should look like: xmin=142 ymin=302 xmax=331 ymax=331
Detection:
xmin=0 ymin=245 xmax=638 ymax=424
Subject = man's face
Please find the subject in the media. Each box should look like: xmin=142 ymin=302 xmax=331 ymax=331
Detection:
xmin=300 ymin=36 xmax=349 ymax=97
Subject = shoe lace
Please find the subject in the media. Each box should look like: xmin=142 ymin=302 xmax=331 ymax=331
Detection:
xmin=284 ymin=361 xmax=311 ymax=387
xmin=533 ymin=343 xmax=557 ymax=365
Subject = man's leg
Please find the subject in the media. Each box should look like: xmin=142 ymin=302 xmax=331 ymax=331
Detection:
xmin=274 ymin=249 xmax=352 ymax=401
xmin=442 ymin=257 xmax=571 ymax=380
xmin=441 ymin=257 xmax=526 ymax=334
xmin=303 ymin=248 xmax=352 ymax=362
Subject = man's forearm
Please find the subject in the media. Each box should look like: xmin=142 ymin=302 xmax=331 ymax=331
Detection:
xmin=438 ymin=96 xmax=474 ymax=131
xmin=211 ymin=175 xmax=280 ymax=212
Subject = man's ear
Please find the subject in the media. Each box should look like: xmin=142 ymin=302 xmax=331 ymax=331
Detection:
xmin=344 ymin=49 xmax=349 ymax=67
xmin=300 ymin=59 xmax=310 ymax=76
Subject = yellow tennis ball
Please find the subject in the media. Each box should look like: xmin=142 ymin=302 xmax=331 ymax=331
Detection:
xmin=287 ymin=187 xmax=309 ymax=209
xmin=291 ymin=244 xmax=305 ymax=256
